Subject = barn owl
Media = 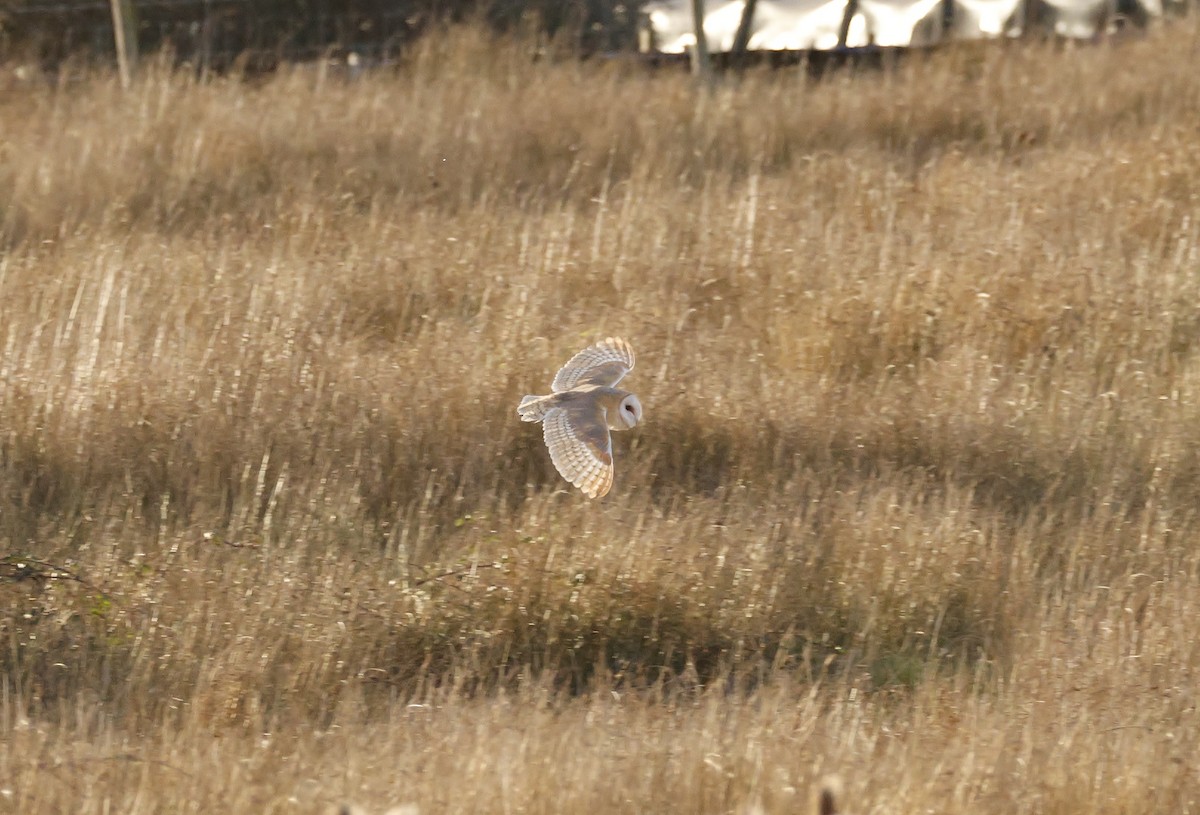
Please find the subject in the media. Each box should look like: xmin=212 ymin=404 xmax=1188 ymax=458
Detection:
xmin=517 ymin=337 xmax=642 ymax=498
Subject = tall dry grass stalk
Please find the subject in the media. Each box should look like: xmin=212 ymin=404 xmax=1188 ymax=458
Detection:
xmin=2 ymin=20 xmax=1200 ymax=814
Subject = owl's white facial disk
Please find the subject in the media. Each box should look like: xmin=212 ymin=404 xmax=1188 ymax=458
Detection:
xmin=616 ymin=394 xmax=642 ymax=429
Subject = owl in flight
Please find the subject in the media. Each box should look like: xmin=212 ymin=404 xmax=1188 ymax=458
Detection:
xmin=517 ymin=337 xmax=642 ymax=498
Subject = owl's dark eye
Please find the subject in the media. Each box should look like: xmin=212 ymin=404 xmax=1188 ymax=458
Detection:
xmin=625 ymin=405 xmax=634 ymax=413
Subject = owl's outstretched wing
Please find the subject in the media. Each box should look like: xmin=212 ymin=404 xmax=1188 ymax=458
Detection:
xmin=541 ymin=404 xmax=614 ymax=499
xmin=551 ymin=337 xmax=635 ymax=393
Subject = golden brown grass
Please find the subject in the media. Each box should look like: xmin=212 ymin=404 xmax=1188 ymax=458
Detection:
xmin=2 ymin=21 xmax=1200 ymax=813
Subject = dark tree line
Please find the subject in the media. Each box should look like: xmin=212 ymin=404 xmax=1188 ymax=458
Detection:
xmin=0 ymin=0 xmax=644 ymax=69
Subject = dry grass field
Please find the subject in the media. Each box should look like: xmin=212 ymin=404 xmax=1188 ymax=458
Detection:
xmin=2 ymin=20 xmax=1200 ymax=814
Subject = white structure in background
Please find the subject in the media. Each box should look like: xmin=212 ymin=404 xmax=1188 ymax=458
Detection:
xmin=640 ymin=0 xmax=1160 ymax=51
xmin=748 ymin=0 xmax=862 ymax=50
xmin=946 ymin=0 xmax=1024 ymax=37
xmin=857 ymin=0 xmax=947 ymax=44
xmin=645 ymin=0 xmax=857 ymax=50
xmin=1034 ymin=0 xmax=1118 ymax=37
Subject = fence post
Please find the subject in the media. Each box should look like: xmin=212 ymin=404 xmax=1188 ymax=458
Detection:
xmin=690 ymin=0 xmax=712 ymax=79
xmin=110 ymin=0 xmax=139 ymax=87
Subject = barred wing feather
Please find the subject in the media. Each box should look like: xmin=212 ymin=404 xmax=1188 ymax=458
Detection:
xmin=550 ymin=337 xmax=635 ymax=392
xmin=541 ymin=407 xmax=614 ymax=499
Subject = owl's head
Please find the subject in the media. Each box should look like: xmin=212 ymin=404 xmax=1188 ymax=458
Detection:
xmin=617 ymin=394 xmax=643 ymax=429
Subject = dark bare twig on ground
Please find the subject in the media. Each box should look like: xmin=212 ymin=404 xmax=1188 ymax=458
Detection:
xmin=410 ymin=562 xmax=503 ymax=588
xmin=0 ymin=555 xmax=110 ymax=599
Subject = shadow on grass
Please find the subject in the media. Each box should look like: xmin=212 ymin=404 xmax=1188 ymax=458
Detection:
xmin=2 ymin=391 xmax=1183 ymax=556
xmin=631 ymin=410 xmax=1170 ymax=526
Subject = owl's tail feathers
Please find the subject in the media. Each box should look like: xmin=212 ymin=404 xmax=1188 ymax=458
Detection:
xmin=518 ymin=394 xmax=552 ymax=422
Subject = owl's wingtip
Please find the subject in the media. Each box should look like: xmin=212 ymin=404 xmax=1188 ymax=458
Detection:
xmin=575 ymin=475 xmax=612 ymax=499
xmin=604 ymin=336 xmax=635 ymax=366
